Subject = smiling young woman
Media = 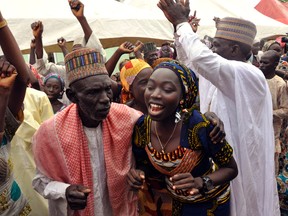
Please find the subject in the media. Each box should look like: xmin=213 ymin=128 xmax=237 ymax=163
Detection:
xmin=128 ymin=60 xmax=238 ymax=216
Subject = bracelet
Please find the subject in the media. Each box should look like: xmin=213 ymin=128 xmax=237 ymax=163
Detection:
xmin=0 ymin=19 xmax=7 ymax=29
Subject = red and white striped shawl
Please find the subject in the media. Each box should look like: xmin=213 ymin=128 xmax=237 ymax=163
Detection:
xmin=33 ymin=103 xmax=141 ymax=216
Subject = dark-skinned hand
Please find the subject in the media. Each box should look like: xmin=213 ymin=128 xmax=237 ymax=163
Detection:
xmin=157 ymin=0 xmax=190 ymax=28
xmin=65 ymin=184 xmax=91 ymax=210
xmin=170 ymin=173 xmax=203 ymax=195
xmin=127 ymin=168 xmax=145 ymax=191
xmin=119 ymin=41 xmax=134 ymax=54
xmin=31 ymin=21 xmax=43 ymax=39
xmin=204 ymin=111 xmax=226 ymax=144
xmin=0 ymin=59 xmax=17 ymax=95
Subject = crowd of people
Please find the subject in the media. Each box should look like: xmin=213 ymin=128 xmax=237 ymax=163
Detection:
xmin=0 ymin=0 xmax=288 ymax=215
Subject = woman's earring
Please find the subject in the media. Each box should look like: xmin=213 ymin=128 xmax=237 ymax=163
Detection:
xmin=175 ymin=111 xmax=181 ymax=123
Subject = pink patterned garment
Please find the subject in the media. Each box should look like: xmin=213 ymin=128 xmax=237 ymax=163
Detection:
xmin=33 ymin=103 xmax=141 ymax=216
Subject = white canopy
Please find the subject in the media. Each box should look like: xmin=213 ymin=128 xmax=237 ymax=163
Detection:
xmin=2 ymin=0 xmax=287 ymax=53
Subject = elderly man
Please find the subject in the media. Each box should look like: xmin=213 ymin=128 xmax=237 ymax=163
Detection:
xmin=158 ymin=0 xmax=279 ymax=216
xmin=32 ymin=48 xmax=141 ymax=216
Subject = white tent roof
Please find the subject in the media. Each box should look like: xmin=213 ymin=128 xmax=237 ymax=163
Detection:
xmin=124 ymin=0 xmax=287 ymax=40
xmin=2 ymin=0 xmax=287 ymax=53
xmin=3 ymin=0 xmax=173 ymax=53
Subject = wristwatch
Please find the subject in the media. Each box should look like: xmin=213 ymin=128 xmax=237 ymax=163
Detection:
xmin=200 ymin=176 xmax=214 ymax=193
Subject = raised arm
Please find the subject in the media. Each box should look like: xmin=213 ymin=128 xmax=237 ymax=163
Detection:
xmin=69 ymin=0 xmax=92 ymax=44
xmin=57 ymin=37 xmax=69 ymax=57
xmin=32 ymin=21 xmax=44 ymax=60
xmin=29 ymin=38 xmax=36 ymax=65
xmin=0 ymin=12 xmax=29 ymax=116
xmin=105 ymin=41 xmax=134 ymax=76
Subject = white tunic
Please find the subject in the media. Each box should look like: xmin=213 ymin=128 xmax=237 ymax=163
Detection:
xmin=32 ymin=124 xmax=113 ymax=216
xmin=175 ymin=22 xmax=280 ymax=216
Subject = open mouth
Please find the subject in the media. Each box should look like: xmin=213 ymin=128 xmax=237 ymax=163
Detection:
xmin=149 ymin=103 xmax=164 ymax=114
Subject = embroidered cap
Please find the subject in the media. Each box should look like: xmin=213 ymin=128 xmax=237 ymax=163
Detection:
xmin=215 ymin=17 xmax=257 ymax=47
xmin=65 ymin=48 xmax=107 ymax=86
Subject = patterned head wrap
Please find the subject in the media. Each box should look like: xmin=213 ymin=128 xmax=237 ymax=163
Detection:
xmin=151 ymin=57 xmax=173 ymax=69
xmin=154 ymin=60 xmax=198 ymax=111
xmin=120 ymin=59 xmax=151 ymax=103
xmin=215 ymin=17 xmax=257 ymax=47
xmin=262 ymin=40 xmax=281 ymax=52
xmin=120 ymin=59 xmax=151 ymax=92
xmin=65 ymin=48 xmax=107 ymax=86
xmin=44 ymin=73 xmax=65 ymax=91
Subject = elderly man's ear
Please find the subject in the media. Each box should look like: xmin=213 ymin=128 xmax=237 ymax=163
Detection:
xmin=66 ymin=88 xmax=78 ymax=103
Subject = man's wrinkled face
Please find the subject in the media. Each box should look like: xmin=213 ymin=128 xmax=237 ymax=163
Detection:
xmin=71 ymin=74 xmax=113 ymax=123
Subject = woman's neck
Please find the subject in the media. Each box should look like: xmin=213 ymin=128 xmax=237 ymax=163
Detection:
xmin=155 ymin=116 xmax=178 ymax=131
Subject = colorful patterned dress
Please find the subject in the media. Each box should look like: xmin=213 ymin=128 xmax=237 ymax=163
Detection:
xmin=133 ymin=110 xmax=234 ymax=216
xmin=0 ymin=109 xmax=31 ymax=215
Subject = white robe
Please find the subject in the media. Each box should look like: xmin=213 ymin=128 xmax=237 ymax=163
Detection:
xmin=175 ymin=22 xmax=280 ymax=216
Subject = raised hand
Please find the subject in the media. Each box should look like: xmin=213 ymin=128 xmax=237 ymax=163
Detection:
xmin=57 ymin=37 xmax=67 ymax=49
xmin=69 ymin=0 xmax=84 ymax=19
xmin=157 ymin=0 xmax=190 ymax=27
xmin=119 ymin=41 xmax=134 ymax=54
xmin=31 ymin=21 xmax=43 ymax=39
xmin=188 ymin=10 xmax=200 ymax=33
xmin=65 ymin=184 xmax=91 ymax=210
xmin=0 ymin=59 xmax=17 ymax=95
xmin=127 ymin=168 xmax=145 ymax=191
xmin=134 ymin=40 xmax=144 ymax=53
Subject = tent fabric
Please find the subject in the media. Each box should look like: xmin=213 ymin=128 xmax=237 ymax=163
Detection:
xmin=2 ymin=0 xmax=288 ymax=53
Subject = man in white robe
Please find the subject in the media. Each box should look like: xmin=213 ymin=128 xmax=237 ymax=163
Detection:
xmin=158 ymin=0 xmax=280 ymax=215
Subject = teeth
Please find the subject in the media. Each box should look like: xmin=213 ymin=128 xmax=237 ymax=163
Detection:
xmin=151 ymin=104 xmax=162 ymax=108
xmin=150 ymin=104 xmax=163 ymax=112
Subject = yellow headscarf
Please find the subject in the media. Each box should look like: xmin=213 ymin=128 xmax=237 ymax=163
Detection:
xmin=120 ymin=59 xmax=151 ymax=103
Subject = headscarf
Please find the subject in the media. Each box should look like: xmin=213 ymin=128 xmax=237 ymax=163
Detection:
xmin=151 ymin=57 xmax=173 ymax=69
xmin=44 ymin=73 xmax=65 ymax=91
xmin=120 ymin=59 xmax=151 ymax=103
xmin=262 ymin=40 xmax=281 ymax=52
xmin=154 ymin=60 xmax=198 ymax=113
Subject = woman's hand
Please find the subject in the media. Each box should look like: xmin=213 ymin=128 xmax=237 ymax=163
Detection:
xmin=170 ymin=173 xmax=203 ymax=195
xmin=127 ymin=168 xmax=145 ymax=191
